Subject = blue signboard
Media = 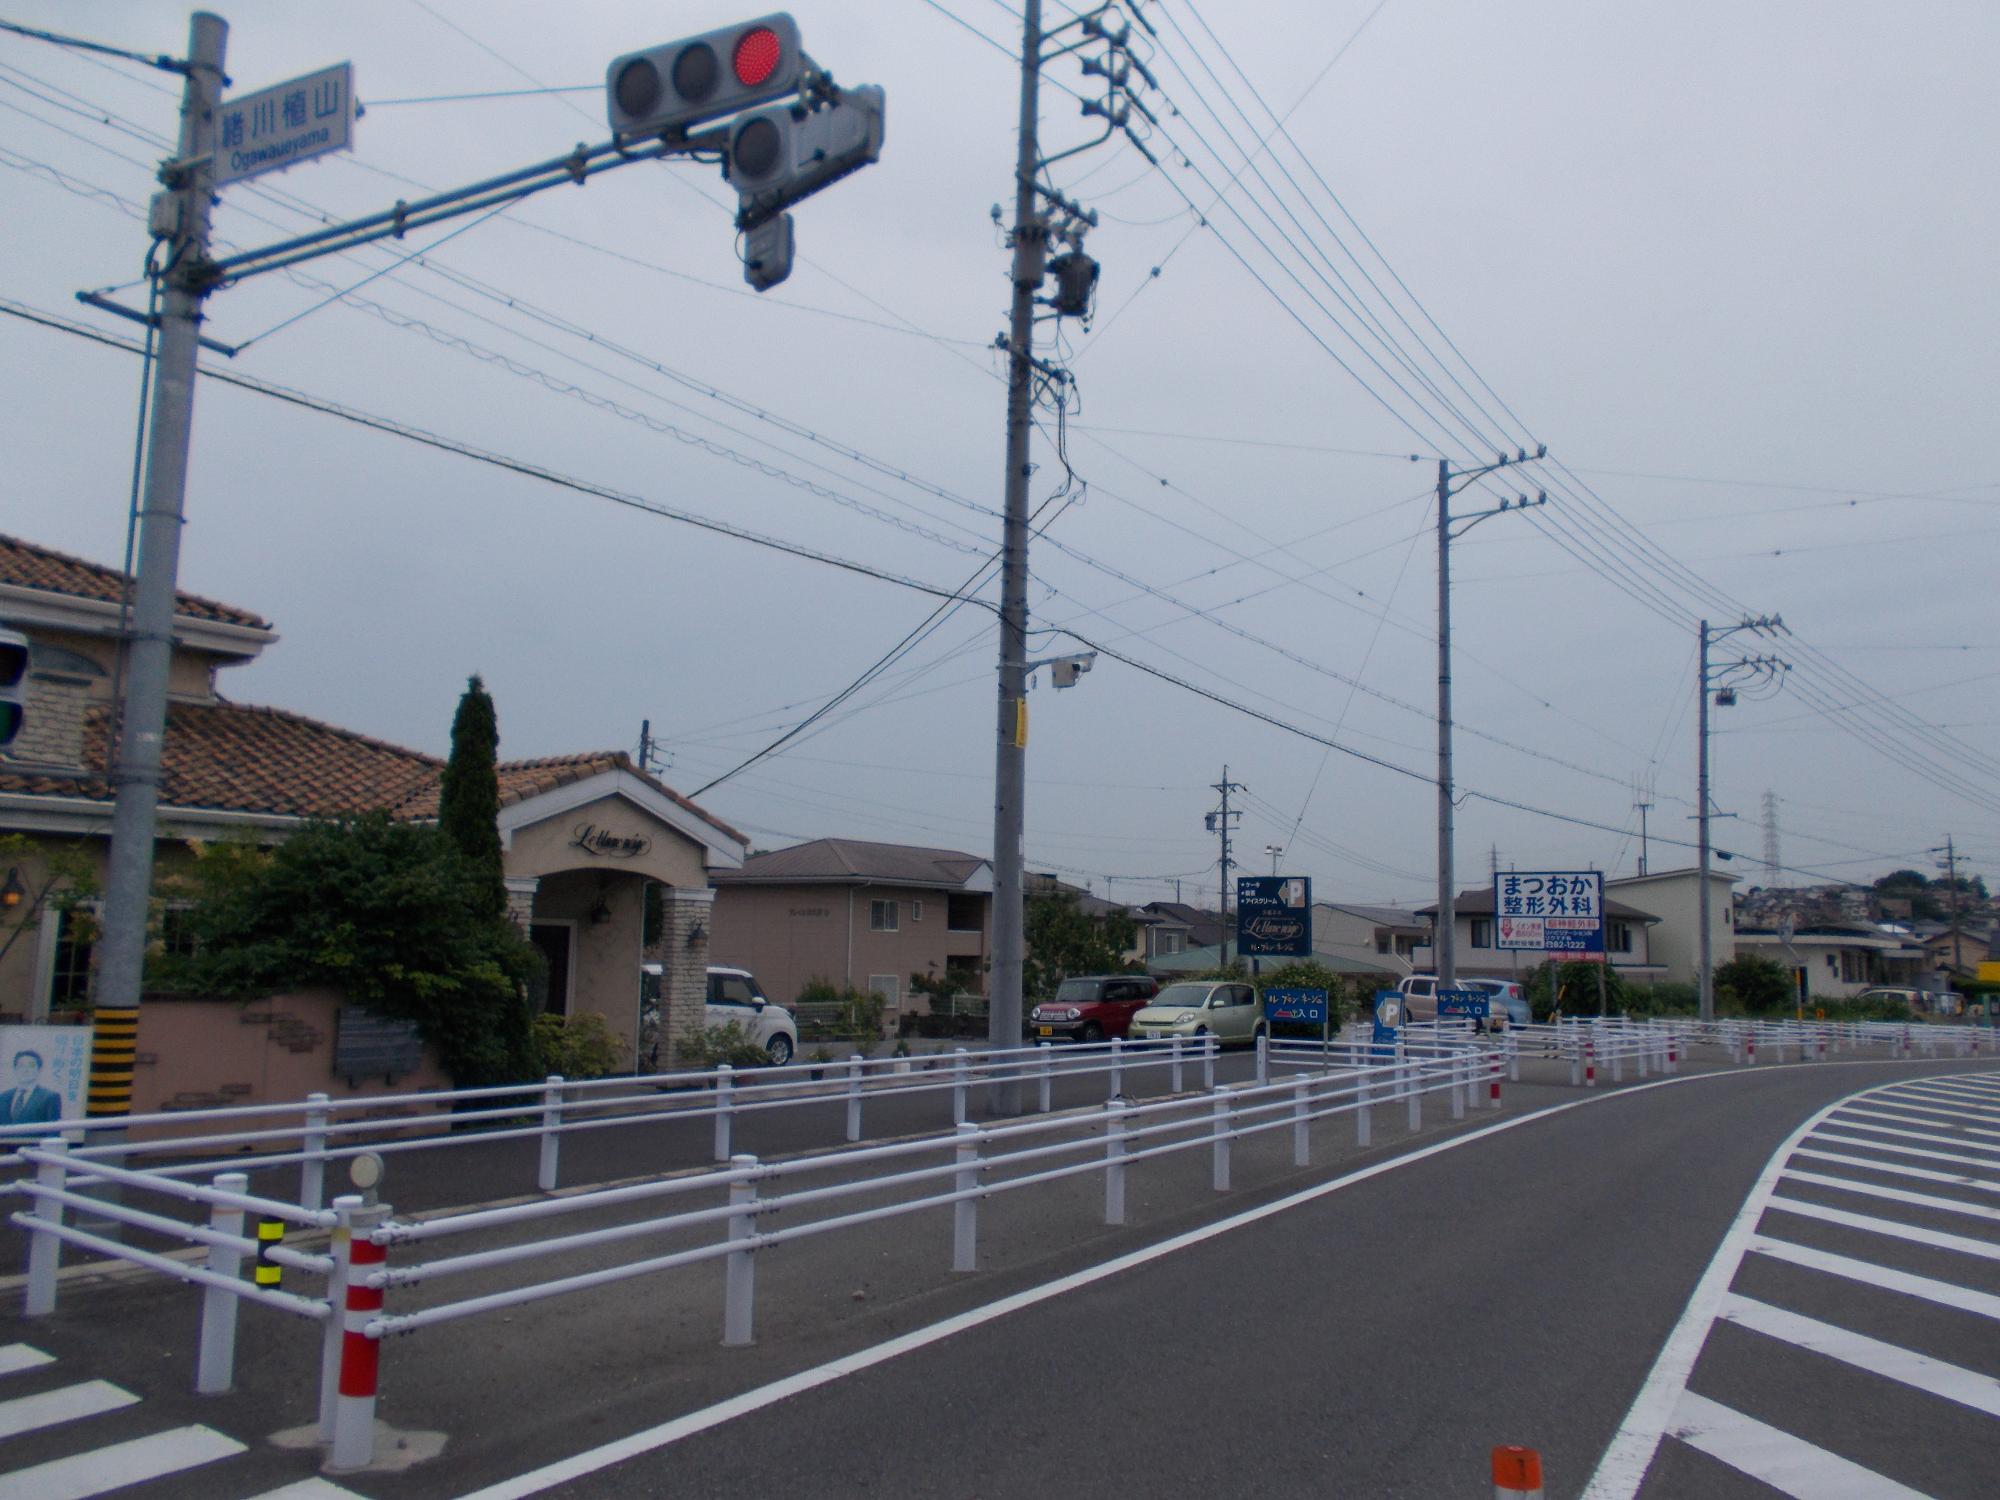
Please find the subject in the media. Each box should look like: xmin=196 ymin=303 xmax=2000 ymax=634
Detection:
xmin=1264 ymin=987 xmax=1327 ymax=1025
xmin=1236 ymin=875 xmax=1312 ymax=958
xmin=1436 ymin=989 xmax=1491 ymax=1019
xmin=1498 ymin=870 xmax=1605 ymax=955
xmin=1371 ymin=988 xmax=1402 ymax=1058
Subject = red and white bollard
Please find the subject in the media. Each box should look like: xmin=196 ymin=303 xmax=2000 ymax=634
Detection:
xmin=1746 ymin=1031 xmax=1757 ymax=1066
xmin=1666 ymin=1032 xmax=1679 ymax=1074
xmin=1493 ymin=1445 xmax=1544 ymax=1499
xmin=1489 ymin=1052 xmax=1502 ymax=1108
xmin=1901 ymin=1026 xmax=1912 ymax=1059
xmin=1584 ymin=1037 xmax=1596 ymax=1089
xmin=329 ymin=1198 xmax=390 ymax=1471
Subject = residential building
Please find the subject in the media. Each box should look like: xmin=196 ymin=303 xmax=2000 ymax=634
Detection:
xmin=1139 ymin=902 xmax=1226 ymax=953
xmin=1734 ymin=923 xmax=1928 ymax=999
xmin=1414 ymin=886 xmax=1664 ymax=981
xmin=708 ymin=837 xmax=992 ymax=1016
xmin=1311 ymin=902 xmax=1428 ymax=976
xmin=1607 ymin=867 xmax=1738 ymax=986
xmin=1026 ymin=871 xmax=1149 ymax=967
xmin=0 ymin=533 xmax=744 ymax=1090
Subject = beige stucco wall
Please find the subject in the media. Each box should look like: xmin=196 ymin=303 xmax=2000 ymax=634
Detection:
xmin=1607 ymin=871 xmax=1736 ymax=985
xmin=710 ymin=882 xmax=989 ymax=1010
xmin=505 ymin=792 xmax=709 ymax=889
xmin=527 ymin=867 xmax=646 ymax=1064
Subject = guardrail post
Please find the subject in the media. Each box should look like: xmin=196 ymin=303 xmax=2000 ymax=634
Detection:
xmin=1450 ymin=1053 xmax=1466 ymax=1120
xmin=845 ymin=1055 xmax=864 ymax=1142
xmin=1211 ymin=1086 xmax=1232 ymax=1191
xmin=328 ymin=1199 xmax=390 ymax=1473
xmin=1609 ymin=1030 xmax=1623 ymax=1082
xmin=1488 ymin=1052 xmax=1502 ymax=1109
xmin=1109 ymin=1037 xmax=1124 ymax=1101
xmin=538 ymin=1075 xmax=565 ymax=1192
xmin=1508 ymin=1029 xmax=1520 ymax=1082
xmin=1292 ymin=1074 xmax=1310 ymax=1166
xmin=713 ymin=1065 xmax=735 ymax=1163
xmin=1256 ymin=1031 xmax=1270 ymax=1086
xmin=723 ymin=1155 xmax=759 ymax=1347
xmin=1355 ymin=1069 xmax=1373 ymax=1146
xmin=953 ymin=1123 xmax=980 ymax=1272
xmin=1406 ymin=1062 xmax=1422 ymax=1132
xmin=1568 ymin=1030 xmax=1581 ymax=1086
xmin=1037 ymin=1043 xmax=1053 ymax=1113
xmin=1202 ymin=1034 xmax=1217 ymax=1092
xmin=1746 ymin=1029 xmax=1757 ymax=1066
xmin=1584 ymin=1037 xmax=1597 ymax=1089
xmin=196 ymin=1171 xmax=248 ymax=1395
xmin=952 ymin=1048 xmax=970 ymax=1125
xmin=1170 ymin=1036 xmax=1184 ymax=1093
xmin=1635 ymin=1032 xmax=1648 ymax=1078
xmin=1104 ymin=1100 xmax=1127 ymax=1225
xmin=300 ymin=1093 xmax=330 ymax=1213
xmin=318 ymin=1195 xmax=358 ymax=1442
xmin=23 ymin=1139 xmax=68 ymax=1317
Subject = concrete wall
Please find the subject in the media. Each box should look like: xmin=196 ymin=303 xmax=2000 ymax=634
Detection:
xmin=126 ymin=989 xmax=453 ymax=1141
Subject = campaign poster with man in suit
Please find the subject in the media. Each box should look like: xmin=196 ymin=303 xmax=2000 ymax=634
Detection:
xmin=0 ymin=1026 xmax=92 ymax=1131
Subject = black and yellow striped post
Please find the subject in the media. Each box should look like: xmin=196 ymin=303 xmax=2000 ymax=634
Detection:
xmin=255 ymin=1219 xmax=284 ymax=1288
xmin=85 ymin=1005 xmax=139 ymax=1119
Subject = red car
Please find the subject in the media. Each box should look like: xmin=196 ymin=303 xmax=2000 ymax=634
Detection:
xmin=1028 ymin=974 xmax=1160 ymax=1042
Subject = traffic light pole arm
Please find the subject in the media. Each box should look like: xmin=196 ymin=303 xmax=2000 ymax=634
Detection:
xmin=202 ymin=129 xmax=725 ymax=286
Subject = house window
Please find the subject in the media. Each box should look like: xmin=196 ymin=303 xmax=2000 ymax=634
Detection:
xmin=1375 ymin=933 xmax=1390 ymax=954
xmin=911 ymin=900 xmax=923 ymax=922
xmin=50 ymin=906 xmax=94 ymax=1013
xmin=1608 ymin=921 xmax=1633 ymax=955
xmin=1155 ymin=930 xmax=1184 ymax=956
xmin=1470 ymin=919 xmax=1493 ymax=949
xmin=946 ymin=894 xmax=982 ymax=932
xmin=868 ymin=974 xmax=900 ymax=1010
xmin=869 ymin=899 xmax=898 ymax=932
xmin=1395 ymin=936 xmax=1416 ymax=957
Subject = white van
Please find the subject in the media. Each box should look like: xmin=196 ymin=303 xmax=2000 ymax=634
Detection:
xmin=640 ymin=963 xmax=799 ymax=1066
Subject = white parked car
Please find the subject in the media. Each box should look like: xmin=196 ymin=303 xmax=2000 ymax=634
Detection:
xmin=641 ymin=963 xmax=799 ymax=1066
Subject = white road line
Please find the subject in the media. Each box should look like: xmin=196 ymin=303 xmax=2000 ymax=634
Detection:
xmin=1668 ymin=1390 xmax=1928 ymax=1498
xmin=1837 ymin=1104 xmax=2000 ymax=1138
xmin=0 ymin=1347 xmax=51 ymax=1379
xmin=1720 ymin=1292 xmax=2000 ymax=1417
xmin=240 ymin=1481 xmax=372 ymax=1499
xmin=0 ymin=1424 xmax=244 ymax=1500
xmin=0 ymin=1381 xmax=137 ymax=1441
xmin=1780 ymin=1165 xmax=2000 ymax=1221
xmin=1748 ymin=1235 xmax=2000 ymax=1319
xmin=1888 ymin=1087 xmax=2000 ymax=1117
xmin=1765 ymin=1194 xmax=2000 ymax=1260
xmin=1797 ymin=1144 xmax=2000 ymax=1191
xmin=1813 ymin=1129 xmax=2000 ymax=1169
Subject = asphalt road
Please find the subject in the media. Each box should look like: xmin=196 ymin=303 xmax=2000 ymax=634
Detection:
xmin=3 ymin=1053 xmax=1995 ymax=1499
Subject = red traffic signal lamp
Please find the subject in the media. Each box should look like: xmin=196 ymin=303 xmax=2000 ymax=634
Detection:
xmin=0 ymin=627 xmax=27 ymax=751
xmin=607 ymin=14 xmax=805 ymax=138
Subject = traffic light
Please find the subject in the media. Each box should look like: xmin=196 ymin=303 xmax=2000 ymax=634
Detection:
xmin=723 ymin=84 xmax=885 ymax=231
xmin=0 ymin=628 xmax=28 ymax=751
xmin=606 ymin=13 xmax=804 ymax=138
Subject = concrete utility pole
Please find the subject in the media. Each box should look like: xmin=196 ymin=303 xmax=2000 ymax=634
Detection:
xmin=986 ymin=0 xmax=1043 ymax=1107
xmin=1696 ymin=615 xmax=1787 ymax=1021
xmin=1208 ymin=768 xmax=1243 ymax=969
xmin=91 ymin=12 xmax=228 ymax=1122
xmin=1430 ymin=452 xmax=1544 ymax=988
xmin=1933 ymin=836 xmax=1964 ymax=976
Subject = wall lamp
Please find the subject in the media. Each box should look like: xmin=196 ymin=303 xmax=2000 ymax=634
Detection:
xmin=0 ymin=868 xmax=23 ymax=910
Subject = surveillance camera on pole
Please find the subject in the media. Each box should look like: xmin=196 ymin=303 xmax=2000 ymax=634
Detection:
xmin=606 ymin=13 xmax=805 ymax=138
xmin=1049 ymin=652 xmax=1095 ymax=688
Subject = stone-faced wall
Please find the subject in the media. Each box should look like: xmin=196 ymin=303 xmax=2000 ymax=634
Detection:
xmin=641 ymin=886 xmax=712 ymax=1070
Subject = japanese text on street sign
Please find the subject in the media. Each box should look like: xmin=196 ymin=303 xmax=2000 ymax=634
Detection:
xmin=1499 ymin=871 xmax=1604 ymax=954
xmin=1236 ymin=875 xmax=1311 ymax=958
xmin=217 ymin=63 xmax=355 ymax=186
xmin=1263 ymin=987 xmax=1327 ymax=1025
xmin=1436 ymin=989 xmax=1491 ymax=1019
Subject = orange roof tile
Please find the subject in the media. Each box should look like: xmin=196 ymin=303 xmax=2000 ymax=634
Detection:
xmin=0 ymin=534 xmax=270 ymax=631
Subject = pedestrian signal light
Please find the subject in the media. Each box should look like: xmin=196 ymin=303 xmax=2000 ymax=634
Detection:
xmin=606 ymin=14 xmax=804 ymax=137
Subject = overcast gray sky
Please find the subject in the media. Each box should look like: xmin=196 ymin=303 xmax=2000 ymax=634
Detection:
xmin=2 ymin=0 xmax=1994 ymax=909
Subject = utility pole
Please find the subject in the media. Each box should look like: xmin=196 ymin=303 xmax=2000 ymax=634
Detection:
xmin=1933 ymin=836 xmax=1964 ymax=977
xmin=1429 ymin=451 xmax=1545 ymax=988
xmin=1634 ymin=773 xmax=1653 ymax=877
xmin=1696 ymin=615 xmax=1787 ymax=1021
xmin=91 ymin=12 xmax=228 ymax=1125
xmin=986 ymin=0 xmax=1043 ymax=1107
xmin=1207 ymin=768 xmax=1243 ymax=969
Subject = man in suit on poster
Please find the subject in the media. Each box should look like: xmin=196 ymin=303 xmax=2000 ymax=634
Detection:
xmin=0 ymin=1050 xmax=63 ymax=1127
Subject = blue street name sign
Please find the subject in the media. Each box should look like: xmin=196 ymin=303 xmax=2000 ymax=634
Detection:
xmin=1436 ymin=989 xmax=1491 ymax=1019
xmin=1264 ymin=987 xmax=1327 ymax=1024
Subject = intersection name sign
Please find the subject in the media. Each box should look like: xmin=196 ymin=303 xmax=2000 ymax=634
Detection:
xmin=1499 ymin=871 xmax=1605 ymax=956
xmin=217 ymin=63 xmax=355 ymax=186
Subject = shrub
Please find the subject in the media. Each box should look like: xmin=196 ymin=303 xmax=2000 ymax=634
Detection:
xmin=676 ymin=1021 xmax=770 ymax=1069
xmin=1525 ymin=960 xmax=1629 ymax=1020
xmin=1715 ymin=954 xmax=1794 ymax=1015
xmin=533 ymin=1012 xmax=625 ymax=1080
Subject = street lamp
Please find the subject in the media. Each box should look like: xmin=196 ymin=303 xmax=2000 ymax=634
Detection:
xmin=1265 ymin=844 xmax=1283 ymax=875
xmin=1696 ymin=616 xmax=1788 ymax=1021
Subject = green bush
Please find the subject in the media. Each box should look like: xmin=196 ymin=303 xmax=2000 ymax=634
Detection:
xmin=1523 ymin=960 xmax=1630 ymax=1019
xmin=676 ymin=1021 xmax=771 ymax=1069
xmin=1715 ymin=954 xmax=1795 ymax=1015
xmin=533 ymin=1012 xmax=625 ymax=1079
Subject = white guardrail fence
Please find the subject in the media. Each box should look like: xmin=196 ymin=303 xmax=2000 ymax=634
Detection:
xmin=5 ymin=1015 xmax=1991 ymax=1469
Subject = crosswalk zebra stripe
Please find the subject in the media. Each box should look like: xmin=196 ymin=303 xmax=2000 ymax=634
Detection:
xmin=0 ymin=1424 xmax=245 ymax=1500
xmin=0 ymin=1381 xmax=138 ymax=1441
xmin=1720 ymin=1292 xmax=2000 ymax=1417
xmin=1748 ymin=1235 xmax=2000 ymax=1320
xmin=1669 ymin=1390 xmax=1928 ymax=1499
xmin=0 ymin=1347 xmax=52 ymax=1379
xmin=1766 ymin=1193 xmax=2000 ymax=1259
